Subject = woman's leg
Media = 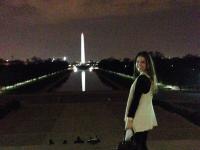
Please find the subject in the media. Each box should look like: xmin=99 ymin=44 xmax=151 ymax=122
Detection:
xmin=134 ymin=131 xmax=148 ymax=150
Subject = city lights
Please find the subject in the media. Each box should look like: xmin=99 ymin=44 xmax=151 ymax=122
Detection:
xmin=63 ymin=56 xmax=67 ymax=61
xmin=73 ymin=66 xmax=78 ymax=72
xmin=89 ymin=67 xmax=93 ymax=72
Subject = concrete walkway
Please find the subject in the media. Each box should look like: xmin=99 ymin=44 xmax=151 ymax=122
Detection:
xmin=0 ymin=92 xmax=199 ymax=150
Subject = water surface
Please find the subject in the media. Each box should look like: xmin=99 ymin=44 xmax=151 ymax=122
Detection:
xmin=54 ymin=70 xmax=113 ymax=92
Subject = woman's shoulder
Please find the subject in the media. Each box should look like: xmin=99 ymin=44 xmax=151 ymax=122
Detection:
xmin=136 ymin=73 xmax=152 ymax=93
xmin=138 ymin=72 xmax=150 ymax=80
xmin=137 ymin=73 xmax=151 ymax=84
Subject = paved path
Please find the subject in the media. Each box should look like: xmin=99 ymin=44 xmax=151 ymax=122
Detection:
xmin=0 ymin=93 xmax=199 ymax=150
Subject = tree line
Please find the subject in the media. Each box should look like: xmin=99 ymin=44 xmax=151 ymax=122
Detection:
xmin=0 ymin=58 xmax=69 ymax=86
xmin=98 ymin=52 xmax=200 ymax=89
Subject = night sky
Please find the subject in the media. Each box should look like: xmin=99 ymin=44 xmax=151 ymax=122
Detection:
xmin=0 ymin=0 xmax=200 ymax=61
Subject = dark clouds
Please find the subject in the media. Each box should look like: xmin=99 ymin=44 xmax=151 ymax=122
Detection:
xmin=0 ymin=0 xmax=200 ymax=61
xmin=1 ymin=0 xmax=199 ymax=24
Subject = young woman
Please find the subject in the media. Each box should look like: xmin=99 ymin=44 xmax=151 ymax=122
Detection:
xmin=124 ymin=51 xmax=158 ymax=150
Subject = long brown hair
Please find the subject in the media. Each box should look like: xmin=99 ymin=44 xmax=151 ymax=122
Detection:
xmin=133 ymin=51 xmax=158 ymax=94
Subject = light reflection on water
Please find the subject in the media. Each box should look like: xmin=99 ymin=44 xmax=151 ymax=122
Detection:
xmin=82 ymin=71 xmax=85 ymax=92
xmin=54 ymin=70 xmax=113 ymax=92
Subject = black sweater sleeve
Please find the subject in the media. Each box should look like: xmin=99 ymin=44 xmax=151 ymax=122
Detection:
xmin=127 ymin=75 xmax=151 ymax=118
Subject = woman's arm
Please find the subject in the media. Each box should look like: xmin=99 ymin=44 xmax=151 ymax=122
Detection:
xmin=127 ymin=75 xmax=151 ymax=118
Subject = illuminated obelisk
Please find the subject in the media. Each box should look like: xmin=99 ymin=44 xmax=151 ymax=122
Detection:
xmin=81 ymin=33 xmax=85 ymax=64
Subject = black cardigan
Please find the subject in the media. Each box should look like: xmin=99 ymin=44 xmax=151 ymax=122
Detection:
xmin=127 ymin=74 xmax=151 ymax=118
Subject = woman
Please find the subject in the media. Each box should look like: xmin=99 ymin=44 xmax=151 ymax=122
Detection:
xmin=124 ymin=51 xmax=158 ymax=150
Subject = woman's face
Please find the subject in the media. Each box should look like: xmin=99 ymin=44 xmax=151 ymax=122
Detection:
xmin=136 ymin=56 xmax=147 ymax=73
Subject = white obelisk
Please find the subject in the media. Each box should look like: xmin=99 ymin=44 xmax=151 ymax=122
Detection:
xmin=81 ymin=33 xmax=85 ymax=64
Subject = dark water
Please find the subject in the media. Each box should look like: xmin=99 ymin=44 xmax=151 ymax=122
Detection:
xmin=1 ymin=69 xmax=124 ymax=95
xmin=53 ymin=70 xmax=113 ymax=92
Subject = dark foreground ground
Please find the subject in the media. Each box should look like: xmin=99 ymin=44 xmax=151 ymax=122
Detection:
xmin=0 ymin=91 xmax=199 ymax=150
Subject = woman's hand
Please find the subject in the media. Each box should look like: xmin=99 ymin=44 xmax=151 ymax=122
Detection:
xmin=125 ymin=117 xmax=133 ymax=129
